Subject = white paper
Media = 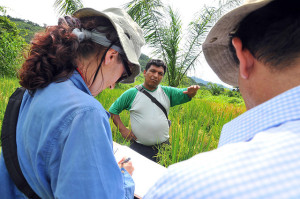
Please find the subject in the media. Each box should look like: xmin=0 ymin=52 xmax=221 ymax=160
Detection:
xmin=113 ymin=142 xmax=167 ymax=198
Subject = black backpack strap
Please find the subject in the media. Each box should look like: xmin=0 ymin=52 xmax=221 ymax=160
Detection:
xmin=135 ymin=85 xmax=168 ymax=119
xmin=1 ymin=87 xmax=41 ymax=199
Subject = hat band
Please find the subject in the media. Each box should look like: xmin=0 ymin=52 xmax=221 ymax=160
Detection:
xmin=72 ymin=28 xmax=124 ymax=54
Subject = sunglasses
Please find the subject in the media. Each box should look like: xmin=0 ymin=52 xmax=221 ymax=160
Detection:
xmin=116 ymin=55 xmax=132 ymax=83
xmin=92 ymin=45 xmax=133 ymax=84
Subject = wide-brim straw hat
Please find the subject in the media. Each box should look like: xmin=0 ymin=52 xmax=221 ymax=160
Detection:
xmin=202 ymin=0 xmax=273 ymax=86
xmin=73 ymin=8 xmax=145 ymax=84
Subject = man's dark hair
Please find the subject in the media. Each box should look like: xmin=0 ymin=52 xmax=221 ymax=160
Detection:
xmin=145 ymin=59 xmax=167 ymax=74
xmin=229 ymin=0 xmax=300 ymax=71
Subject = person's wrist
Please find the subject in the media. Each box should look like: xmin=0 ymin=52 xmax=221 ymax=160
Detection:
xmin=120 ymin=131 xmax=132 ymax=140
xmin=119 ymin=126 xmax=128 ymax=132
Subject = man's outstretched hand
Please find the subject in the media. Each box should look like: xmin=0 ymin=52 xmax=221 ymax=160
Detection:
xmin=183 ymin=85 xmax=200 ymax=98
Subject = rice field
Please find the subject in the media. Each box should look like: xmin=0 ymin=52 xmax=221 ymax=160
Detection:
xmin=0 ymin=77 xmax=246 ymax=166
xmin=96 ymin=87 xmax=246 ymax=167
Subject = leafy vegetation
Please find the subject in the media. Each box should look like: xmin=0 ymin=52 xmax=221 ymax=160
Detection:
xmin=54 ymin=0 xmax=83 ymax=16
xmin=125 ymin=0 xmax=242 ymax=87
xmin=158 ymin=100 xmax=245 ymax=166
xmin=0 ymin=7 xmax=27 ymax=77
xmin=8 ymin=16 xmax=45 ymax=43
xmin=0 ymin=75 xmax=245 ymax=162
xmin=207 ymin=82 xmax=224 ymax=95
xmin=97 ymin=82 xmax=245 ymax=167
xmin=138 ymin=53 xmax=151 ymax=71
xmin=0 ymin=2 xmax=246 ymax=166
xmin=0 ymin=77 xmax=20 ymax=146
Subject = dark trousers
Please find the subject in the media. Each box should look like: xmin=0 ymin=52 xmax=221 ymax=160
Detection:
xmin=130 ymin=140 xmax=169 ymax=162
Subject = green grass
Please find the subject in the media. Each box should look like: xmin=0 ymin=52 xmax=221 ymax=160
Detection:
xmin=0 ymin=77 xmax=21 ymax=145
xmin=96 ymin=87 xmax=245 ymax=167
xmin=0 ymin=77 xmax=246 ymax=166
xmin=156 ymin=99 xmax=245 ymax=166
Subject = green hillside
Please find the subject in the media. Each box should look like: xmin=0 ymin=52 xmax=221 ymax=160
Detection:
xmin=7 ymin=16 xmax=45 ymax=43
xmin=1 ymin=14 xmax=209 ymax=88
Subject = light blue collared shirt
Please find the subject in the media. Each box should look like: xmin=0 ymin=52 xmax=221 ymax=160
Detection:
xmin=0 ymin=72 xmax=134 ymax=199
xmin=144 ymin=85 xmax=300 ymax=199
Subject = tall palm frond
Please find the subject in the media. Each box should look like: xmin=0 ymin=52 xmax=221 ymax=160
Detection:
xmin=125 ymin=0 xmax=242 ymax=87
xmin=162 ymin=7 xmax=181 ymax=86
xmin=125 ymin=0 xmax=164 ymax=34
xmin=177 ymin=7 xmax=216 ymax=84
xmin=54 ymin=0 xmax=84 ymax=16
xmin=125 ymin=0 xmax=167 ymax=59
xmin=0 ymin=6 xmax=7 ymax=14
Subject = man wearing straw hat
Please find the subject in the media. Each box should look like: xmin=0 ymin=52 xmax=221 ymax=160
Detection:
xmin=144 ymin=0 xmax=300 ymax=198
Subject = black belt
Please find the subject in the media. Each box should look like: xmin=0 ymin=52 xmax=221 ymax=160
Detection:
xmin=132 ymin=139 xmax=170 ymax=147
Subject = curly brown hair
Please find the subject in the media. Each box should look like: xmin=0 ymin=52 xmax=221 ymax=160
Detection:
xmin=19 ymin=16 xmax=121 ymax=92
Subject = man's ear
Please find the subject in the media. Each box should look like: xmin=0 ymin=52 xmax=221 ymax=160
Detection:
xmin=232 ymin=37 xmax=254 ymax=80
xmin=104 ymin=49 xmax=119 ymax=65
xmin=143 ymin=69 xmax=146 ymax=76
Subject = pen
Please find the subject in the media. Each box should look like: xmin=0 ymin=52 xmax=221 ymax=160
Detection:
xmin=114 ymin=148 xmax=118 ymax=154
xmin=120 ymin=157 xmax=131 ymax=164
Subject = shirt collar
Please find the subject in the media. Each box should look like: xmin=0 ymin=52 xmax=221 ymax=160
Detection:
xmin=69 ymin=71 xmax=92 ymax=96
xmin=141 ymin=84 xmax=160 ymax=92
xmin=218 ymin=85 xmax=300 ymax=147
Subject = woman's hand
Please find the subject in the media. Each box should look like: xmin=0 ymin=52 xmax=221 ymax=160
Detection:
xmin=118 ymin=157 xmax=134 ymax=176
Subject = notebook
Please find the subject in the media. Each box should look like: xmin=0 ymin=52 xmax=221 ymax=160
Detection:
xmin=113 ymin=142 xmax=167 ymax=198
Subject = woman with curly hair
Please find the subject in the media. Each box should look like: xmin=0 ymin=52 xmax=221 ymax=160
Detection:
xmin=0 ymin=7 xmax=144 ymax=198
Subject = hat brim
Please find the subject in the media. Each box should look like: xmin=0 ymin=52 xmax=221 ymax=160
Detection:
xmin=202 ymin=0 xmax=272 ymax=87
xmin=73 ymin=8 xmax=144 ymax=84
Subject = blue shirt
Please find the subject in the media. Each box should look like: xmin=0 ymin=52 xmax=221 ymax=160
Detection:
xmin=0 ymin=72 xmax=134 ymax=198
xmin=144 ymin=85 xmax=300 ymax=199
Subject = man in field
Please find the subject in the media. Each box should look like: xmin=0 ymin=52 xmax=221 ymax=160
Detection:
xmin=109 ymin=59 xmax=199 ymax=162
xmin=144 ymin=0 xmax=300 ymax=198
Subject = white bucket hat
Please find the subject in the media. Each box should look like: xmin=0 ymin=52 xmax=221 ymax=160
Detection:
xmin=73 ymin=7 xmax=145 ymax=83
xmin=202 ymin=0 xmax=273 ymax=86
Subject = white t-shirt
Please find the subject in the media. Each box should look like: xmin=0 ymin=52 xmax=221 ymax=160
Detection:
xmin=109 ymin=85 xmax=191 ymax=145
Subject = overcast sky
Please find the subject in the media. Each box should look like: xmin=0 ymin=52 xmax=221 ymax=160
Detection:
xmin=1 ymin=0 xmax=239 ymax=87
